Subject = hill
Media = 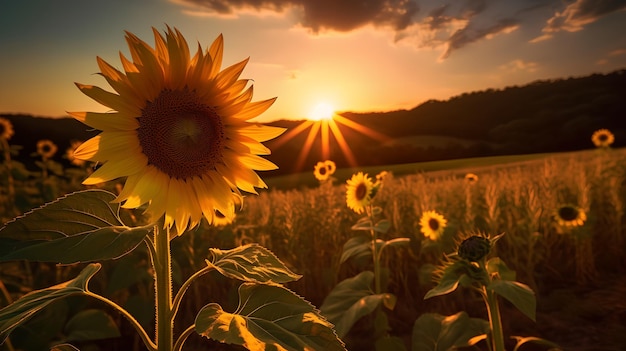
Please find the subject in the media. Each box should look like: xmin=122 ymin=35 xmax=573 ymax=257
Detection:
xmin=265 ymin=69 xmax=626 ymax=174
xmin=2 ymin=69 xmax=625 ymax=175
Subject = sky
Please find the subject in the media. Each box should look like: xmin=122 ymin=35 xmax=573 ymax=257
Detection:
xmin=1 ymin=0 xmax=625 ymax=123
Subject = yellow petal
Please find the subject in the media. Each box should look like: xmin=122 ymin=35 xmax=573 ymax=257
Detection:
xmin=239 ymin=124 xmax=286 ymax=142
xmin=83 ymin=154 xmax=147 ymax=184
xmin=234 ymin=97 xmax=277 ymax=120
xmin=68 ymin=111 xmax=138 ymax=131
xmin=75 ymin=83 xmax=141 ymax=116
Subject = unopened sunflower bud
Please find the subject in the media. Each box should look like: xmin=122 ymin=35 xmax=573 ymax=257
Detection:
xmin=458 ymin=235 xmax=491 ymax=262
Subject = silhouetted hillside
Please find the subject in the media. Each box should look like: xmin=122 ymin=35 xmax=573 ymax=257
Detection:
xmin=3 ymin=69 xmax=625 ymax=176
xmin=265 ymin=69 xmax=626 ymax=174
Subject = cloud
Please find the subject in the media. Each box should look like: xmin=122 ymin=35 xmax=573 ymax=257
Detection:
xmin=499 ymin=59 xmax=539 ymax=73
xmin=171 ymin=0 xmax=625 ymax=59
xmin=538 ymin=0 xmax=626 ymax=35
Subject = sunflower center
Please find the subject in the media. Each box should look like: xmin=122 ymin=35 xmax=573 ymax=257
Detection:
xmin=428 ymin=218 xmax=440 ymax=231
xmin=355 ymin=183 xmax=368 ymax=200
xmin=320 ymin=167 xmax=327 ymax=175
xmin=138 ymin=88 xmax=225 ymax=179
xmin=599 ymin=134 xmax=608 ymax=142
xmin=558 ymin=206 xmax=579 ymax=221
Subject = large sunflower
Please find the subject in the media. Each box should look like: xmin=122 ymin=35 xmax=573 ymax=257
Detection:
xmin=346 ymin=172 xmax=374 ymax=214
xmin=419 ymin=210 xmax=447 ymax=241
xmin=71 ymin=26 xmax=284 ymax=234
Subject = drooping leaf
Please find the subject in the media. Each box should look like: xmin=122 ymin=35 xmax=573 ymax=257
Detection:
xmin=412 ymin=312 xmax=489 ymax=351
xmin=319 ymin=271 xmax=394 ymax=338
xmin=195 ymin=283 xmax=345 ymax=351
xmin=489 ymin=280 xmax=536 ymax=321
xmin=0 ymin=190 xmax=123 ymax=240
xmin=206 ymin=244 xmax=301 ymax=284
xmin=0 ymin=225 xmax=153 ymax=263
xmin=64 ymin=309 xmax=121 ymax=341
xmin=381 ymin=238 xmax=411 ymax=253
xmin=351 ymin=217 xmax=374 ymax=231
xmin=424 ymin=260 xmax=466 ymax=300
xmin=0 ymin=264 xmax=101 ymax=343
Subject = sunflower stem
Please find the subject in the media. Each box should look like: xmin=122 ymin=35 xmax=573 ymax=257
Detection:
xmin=369 ymin=205 xmax=382 ymax=295
xmin=480 ymin=260 xmax=506 ymax=351
xmin=152 ymin=223 xmax=174 ymax=351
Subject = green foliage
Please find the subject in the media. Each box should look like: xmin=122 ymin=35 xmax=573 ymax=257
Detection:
xmin=488 ymin=280 xmax=536 ymax=322
xmin=195 ymin=282 xmax=346 ymax=351
xmin=63 ymin=309 xmax=120 ymax=341
xmin=0 ymin=190 xmax=152 ymax=263
xmin=0 ymin=263 xmax=101 ymax=343
xmin=412 ymin=312 xmax=489 ymax=351
xmin=319 ymin=271 xmax=395 ymax=338
xmin=206 ymin=243 xmax=302 ymax=284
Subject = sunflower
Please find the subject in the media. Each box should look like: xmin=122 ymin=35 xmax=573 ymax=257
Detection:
xmin=346 ymin=172 xmax=374 ymax=214
xmin=0 ymin=118 xmax=14 ymax=141
xmin=591 ymin=129 xmax=614 ymax=148
xmin=65 ymin=140 xmax=86 ymax=166
xmin=464 ymin=173 xmax=478 ymax=183
xmin=70 ymin=26 xmax=284 ymax=234
xmin=553 ymin=204 xmax=587 ymax=228
xmin=313 ymin=161 xmax=330 ymax=181
xmin=419 ymin=210 xmax=447 ymax=240
xmin=37 ymin=139 xmax=58 ymax=159
xmin=325 ymin=160 xmax=336 ymax=175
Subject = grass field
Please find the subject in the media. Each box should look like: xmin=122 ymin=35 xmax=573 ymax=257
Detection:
xmin=2 ymin=145 xmax=626 ymax=351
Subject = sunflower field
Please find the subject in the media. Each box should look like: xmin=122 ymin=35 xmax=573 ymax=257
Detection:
xmin=1 ymin=120 xmax=625 ymax=350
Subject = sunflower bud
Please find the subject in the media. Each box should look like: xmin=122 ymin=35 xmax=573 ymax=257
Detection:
xmin=458 ymin=235 xmax=491 ymax=262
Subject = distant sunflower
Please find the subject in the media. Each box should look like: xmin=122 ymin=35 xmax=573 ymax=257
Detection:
xmin=591 ymin=129 xmax=614 ymax=148
xmin=325 ymin=160 xmax=336 ymax=175
xmin=464 ymin=173 xmax=478 ymax=183
xmin=0 ymin=118 xmax=14 ymax=141
xmin=70 ymin=26 xmax=284 ymax=234
xmin=553 ymin=204 xmax=587 ymax=228
xmin=65 ymin=140 xmax=86 ymax=166
xmin=420 ymin=210 xmax=447 ymax=240
xmin=37 ymin=139 xmax=57 ymax=159
xmin=346 ymin=172 xmax=374 ymax=214
xmin=314 ymin=161 xmax=330 ymax=181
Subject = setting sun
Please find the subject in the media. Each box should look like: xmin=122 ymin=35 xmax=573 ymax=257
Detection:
xmin=308 ymin=102 xmax=335 ymax=121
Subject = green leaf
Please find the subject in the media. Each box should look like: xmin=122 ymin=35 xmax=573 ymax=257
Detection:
xmin=512 ymin=336 xmax=562 ymax=351
xmin=412 ymin=312 xmax=489 ymax=351
xmin=351 ymin=218 xmax=374 ymax=231
xmin=0 ymin=263 xmax=101 ymax=343
xmin=0 ymin=225 xmax=153 ymax=264
xmin=381 ymin=237 xmax=410 ymax=252
xmin=206 ymin=244 xmax=302 ymax=284
xmin=487 ymin=257 xmax=516 ymax=281
xmin=489 ymin=280 xmax=536 ymax=321
xmin=339 ymin=235 xmax=371 ymax=265
xmin=0 ymin=190 xmax=123 ymax=240
xmin=373 ymin=219 xmax=391 ymax=234
xmin=64 ymin=309 xmax=120 ymax=341
xmin=0 ymin=190 xmax=152 ymax=263
xmin=319 ymin=271 xmax=393 ymax=338
xmin=424 ymin=260 xmax=469 ymax=300
xmin=195 ymin=283 xmax=345 ymax=351
xmin=50 ymin=344 xmax=81 ymax=351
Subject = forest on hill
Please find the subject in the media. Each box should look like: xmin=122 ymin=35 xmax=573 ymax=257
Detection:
xmin=2 ymin=69 xmax=625 ymax=176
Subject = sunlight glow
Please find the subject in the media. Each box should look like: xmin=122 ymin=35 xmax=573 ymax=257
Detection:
xmin=308 ymin=102 xmax=335 ymax=121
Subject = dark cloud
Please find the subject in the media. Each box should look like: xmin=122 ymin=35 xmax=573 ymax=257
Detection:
xmin=174 ymin=0 xmax=626 ymax=59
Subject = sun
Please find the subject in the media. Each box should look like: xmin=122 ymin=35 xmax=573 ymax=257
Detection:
xmin=308 ymin=102 xmax=335 ymax=121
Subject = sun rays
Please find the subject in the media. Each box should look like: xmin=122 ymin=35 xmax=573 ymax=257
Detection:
xmin=271 ymin=109 xmax=389 ymax=172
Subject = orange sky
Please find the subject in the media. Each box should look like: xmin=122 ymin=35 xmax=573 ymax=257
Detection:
xmin=1 ymin=0 xmax=625 ymax=122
